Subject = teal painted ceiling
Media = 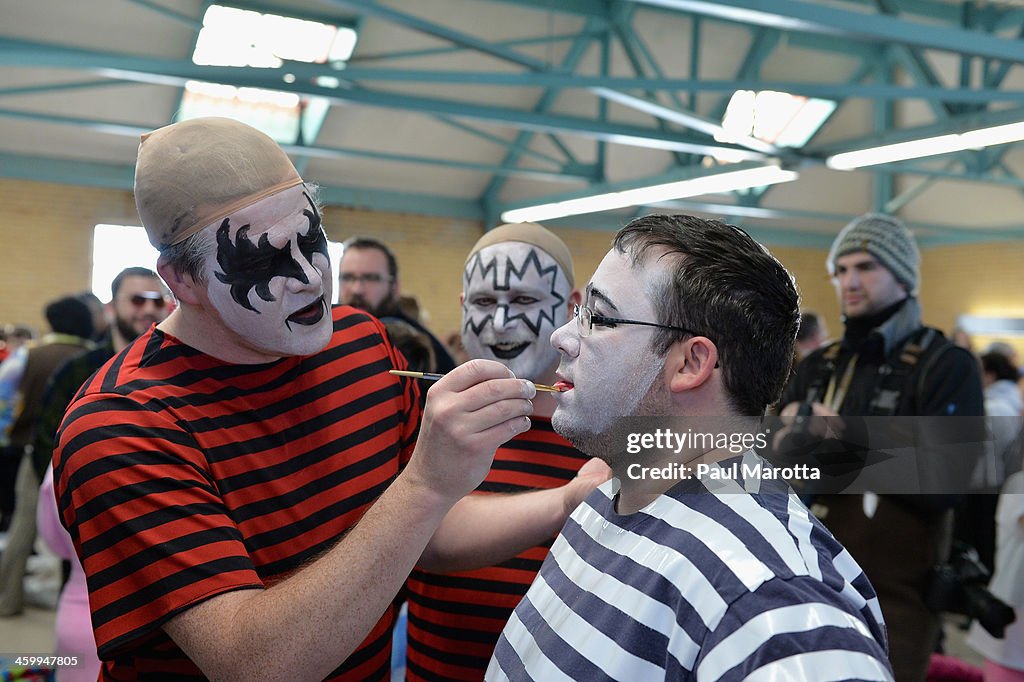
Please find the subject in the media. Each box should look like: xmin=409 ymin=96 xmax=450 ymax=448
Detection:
xmin=5 ymin=0 xmax=1024 ymax=246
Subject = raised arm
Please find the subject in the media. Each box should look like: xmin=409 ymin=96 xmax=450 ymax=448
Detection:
xmin=155 ymin=360 xmax=535 ymax=681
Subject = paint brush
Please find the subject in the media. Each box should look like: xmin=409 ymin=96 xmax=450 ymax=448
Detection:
xmin=389 ymin=369 xmax=565 ymax=392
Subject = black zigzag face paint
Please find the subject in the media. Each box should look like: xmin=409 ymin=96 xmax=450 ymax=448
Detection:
xmin=203 ymin=185 xmax=333 ymax=361
xmin=462 ymin=243 xmax=568 ymax=380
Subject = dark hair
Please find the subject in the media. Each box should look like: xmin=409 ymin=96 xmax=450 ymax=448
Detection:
xmin=613 ymin=214 xmax=800 ymax=416
xmin=341 ymin=236 xmax=398 ymax=280
xmin=797 ymin=312 xmax=821 ymax=342
xmin=159 ymin=228 xmax=214 ymax=283
xmin=382 ymin=318 xmax=436 ymax=374
xmin=44 ymin=296 xmax=94 ymax=339
xmin=111 ymin=267 xmax=160 ymax=299
xmin=981 ymin=352 xmax=1019 ymax=383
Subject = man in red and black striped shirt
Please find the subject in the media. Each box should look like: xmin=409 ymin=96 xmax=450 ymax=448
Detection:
xmin=53 ymin=118 xmax=606 ymax=682
xmin=406 ymin=223 xmax=590 ymax=681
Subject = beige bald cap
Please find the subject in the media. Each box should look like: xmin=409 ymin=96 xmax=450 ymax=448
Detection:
xmin=134 ymin=117 xmax=304 ymax=250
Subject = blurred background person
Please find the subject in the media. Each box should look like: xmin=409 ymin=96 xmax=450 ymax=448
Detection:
xmin=795 ymin=310 xmax=829 ymax=362
xmin=0 ymin=295 xmax=94 ymax=616
xmin=338 ymin=236 xmax=455 ymax=373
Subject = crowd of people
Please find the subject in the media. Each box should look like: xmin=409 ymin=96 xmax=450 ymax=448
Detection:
xmin=0 ymin=116 xmax=1021 ymax=682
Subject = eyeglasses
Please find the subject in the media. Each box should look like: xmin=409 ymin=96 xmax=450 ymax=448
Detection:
xmin=339 ymin=272 xmax=391 ymax=285
xmin=130 ymin=294 xmax=167 ymax=309
xmin=573 ymin=303 xmax=710 ymax=343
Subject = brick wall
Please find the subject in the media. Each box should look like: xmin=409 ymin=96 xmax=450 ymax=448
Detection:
xmin=0 ymin=179 xmax=139 ymax=334
xmin=2 ymin=178 xmax=1022 ymax=360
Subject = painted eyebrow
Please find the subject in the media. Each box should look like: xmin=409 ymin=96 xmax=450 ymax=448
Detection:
xmin=585 ymin=283 xmax=619 ymax=312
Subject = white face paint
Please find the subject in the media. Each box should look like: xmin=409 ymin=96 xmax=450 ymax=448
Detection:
xmin=462 ymin=242 xmax=569 ymax=381
xmin=201 ymin=184 xmax=333 ymax=361
xmin=548 ymin=248 xmax=671 ymax=461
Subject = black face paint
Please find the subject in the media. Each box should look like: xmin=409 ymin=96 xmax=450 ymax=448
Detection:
xmin=213 ymin=192 xmax=330 ymax=314
xmin=462 ymin=247 xmax=565 ymax=337
xmin=215 ymin=220 xmax=308 ymax=313
xmin=298 ymin=192 xmax=329 ymax=263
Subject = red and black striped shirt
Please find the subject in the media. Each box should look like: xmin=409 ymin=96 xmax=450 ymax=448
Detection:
xmin=405 ymin=418 xmax=587 ymax=681
xmin=54 ymin=306 xmax=419 ymax=681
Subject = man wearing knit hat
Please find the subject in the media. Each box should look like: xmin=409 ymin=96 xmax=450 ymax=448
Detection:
xmin=778 ymin=212 xmax=985 ymax=682
xmin=52 ymin=118 xmax=606 ymax=681
xmin=406 ymin=222 xmax=590 ymax=681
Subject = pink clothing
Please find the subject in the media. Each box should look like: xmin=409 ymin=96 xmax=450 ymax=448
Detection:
xmin=984 ymin=660 xmax=1024 ymax=682
xmin=37 ymin=466 xmax=100 ymax=682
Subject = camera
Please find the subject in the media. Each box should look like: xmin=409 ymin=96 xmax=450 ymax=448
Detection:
xmin=927 ymin=541 xmax=1016 ymax=638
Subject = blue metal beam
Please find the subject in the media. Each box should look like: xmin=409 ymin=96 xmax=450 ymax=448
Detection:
xmin=315 ymin=67 xmax=1024 ymax=104
xmin=219 ymin=0 xmax=359 ymax=29
xmin=0 ymin=79 xmax=136 ymax=98
xmin=625 ymin=0 xmax=1024 ymax=63
xmin=321 ymin=0 xmax=552 ymax=71
xmin=0 ymin=108 xmax=590 ymax=183
xmin=0 ymin=38 xmax=768 ymax=157
xmin=125 ymin=0 xmax=201 ymax=29
xmin=350 ymin=30 xmax=605 ymax=64
xmin=0 ymin=151 xmax=484 ymax=221
xmin=6 ymin=37 xmax=1024 ymax=105
xmin=480 ymin=20 xmax=601 ymax=225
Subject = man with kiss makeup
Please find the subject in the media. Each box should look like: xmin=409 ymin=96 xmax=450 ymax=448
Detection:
xmin=53 ymin=117 xmax=605 ymax=682
xmin=488 ymin=215 xmax=892 ymax=681
xmin=406 ymin=222 xmax=590 ymax=681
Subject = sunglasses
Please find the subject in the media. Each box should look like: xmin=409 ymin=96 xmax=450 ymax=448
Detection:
xmin=130 ymin=293 xmax=167 ymax=309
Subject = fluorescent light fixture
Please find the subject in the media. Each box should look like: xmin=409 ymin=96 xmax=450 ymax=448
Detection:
xmin=717 ymin=90 xmax=836 ymax=150
xmin=501 ymin=164 xmax=798 ymax=223
xmin=827 ymin=120 xmax=1024 ymax=170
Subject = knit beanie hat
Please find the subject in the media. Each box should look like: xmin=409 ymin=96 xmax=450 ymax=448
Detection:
xmin=827 ymin=213 xmax=920 ymax=294
xmin=134 ymin=117 xmax=304 ymax=250
xmin=466 ymin=222 xmax=575 ymax=288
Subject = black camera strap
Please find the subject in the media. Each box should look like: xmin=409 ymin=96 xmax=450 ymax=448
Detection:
xmin=806 ymin=326 xmax=948 ymax=417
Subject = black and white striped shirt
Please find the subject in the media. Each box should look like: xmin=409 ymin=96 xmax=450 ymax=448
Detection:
xmin=488 ymin=451 xmax=894 ymax=681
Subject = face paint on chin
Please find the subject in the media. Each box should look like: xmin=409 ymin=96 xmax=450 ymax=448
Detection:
xmin=461 ymin=243 xmax=568 ymax=380
xmin=204 ymin=186 xmax=333 ymax=360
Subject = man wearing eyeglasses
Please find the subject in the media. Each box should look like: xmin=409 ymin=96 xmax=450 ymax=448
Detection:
xmin=339 ymin=236 xmax=456 ymax=372
xmin=487 ymin=214 xmax=893 ymax=681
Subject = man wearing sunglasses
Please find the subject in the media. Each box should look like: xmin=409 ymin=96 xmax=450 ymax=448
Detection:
xmin=488 ymin=214 xmax=893 ymax=681
xmin=30 ymin=267 xmax=170 ymax=482
xmin=339 ymin=236 xmax=456 ymax=373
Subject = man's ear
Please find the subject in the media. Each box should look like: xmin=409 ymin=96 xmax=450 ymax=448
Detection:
xmin=156 ymin=255 xmax=203 ymax=306
xmin=459 ymin=291 xmax=465 ymax=306
xmin=666 ymin=336 xmax=719 ymax=394
xmin=567 ymin=288 xmax=582 ymax=317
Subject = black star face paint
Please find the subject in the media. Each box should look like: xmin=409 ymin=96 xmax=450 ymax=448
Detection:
xmin=462 ymin=242 xmax=569 ymax=380
xmin=213 ymin=192 xmax=328 ymax=313
xmin=203 ymin=185 xmax=333 ymax=361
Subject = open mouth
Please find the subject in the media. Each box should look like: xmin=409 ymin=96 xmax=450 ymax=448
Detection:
xmin=553 ymin=380 xmax=574 ymax=392
xmin=489 ymin=341 xmax=530 ymax=359
xmin=286 ymin=297 xmax=326 ymax=328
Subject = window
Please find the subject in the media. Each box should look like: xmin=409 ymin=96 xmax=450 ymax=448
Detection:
xmin=717 ymin=90 xmax=836 ymax=149
xmin=179 ymin=3 xmax=358 ymax=143
xmin=92 ymin=224 xmax=344 ymax=303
